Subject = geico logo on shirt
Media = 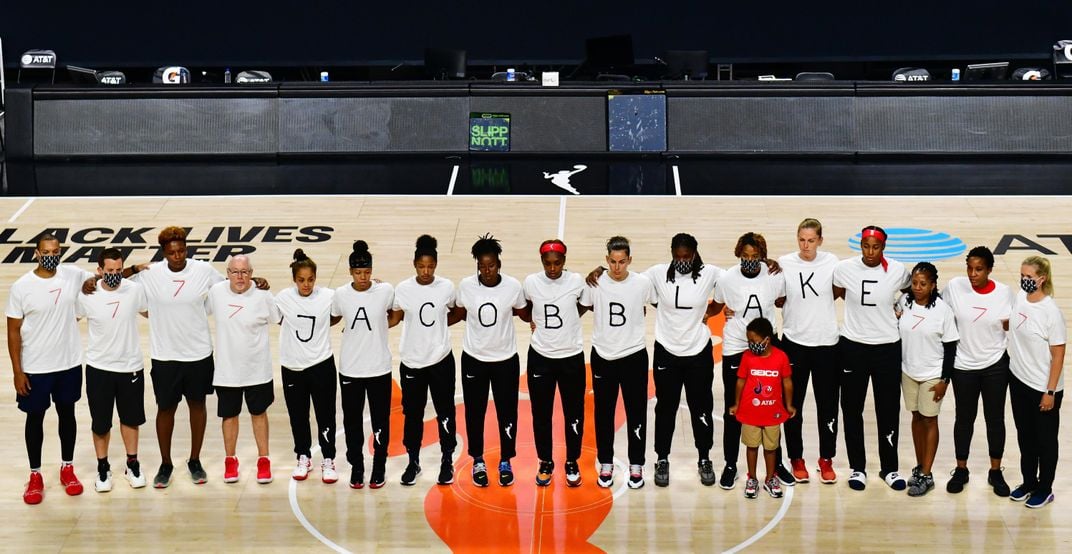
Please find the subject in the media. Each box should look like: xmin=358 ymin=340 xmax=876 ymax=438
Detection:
xmin=750 ymin=369 xmax=780 ymax=377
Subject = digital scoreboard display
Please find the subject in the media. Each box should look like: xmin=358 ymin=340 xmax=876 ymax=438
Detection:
xmin=470 ymin=113 xmax=511 ymax=152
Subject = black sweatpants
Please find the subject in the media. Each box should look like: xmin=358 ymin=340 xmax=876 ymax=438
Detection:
xmin=281 ymin=357 xmax=338 ymax=460
xmin=527 ymin=348 xmax=586 ymax=463
xmin=1009 ymin=374 xmax=1063 ymax=495
xmin=839 ymin=338 xmax=902 ymax=475
xmin=591 ymin=348 xmax=648 ymax=466
xmin=653 ymin=340 xmax=714 ymax=460
xmin=779 ymin=339 xmax=840 ymax=460
xmin=401 ymin=353 xmax=458 ymax=459
xmin=461 ymin=352 xmax=520 ymax=461
xmin=340 ymin=372 xmax=392 ymax=470
xmin=951 ymin=355 xmax=1009 ymax=461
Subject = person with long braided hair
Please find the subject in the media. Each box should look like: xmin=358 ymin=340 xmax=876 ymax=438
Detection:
xmin=897 ymin=262 xmax=959 ymax=497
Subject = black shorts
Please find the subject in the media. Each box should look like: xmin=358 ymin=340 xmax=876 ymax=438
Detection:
xmin=16 ymin=366 xmax=82 ymax=413
xmin=216 ymin=381 xmax=275 ymax=418
xmin=150 ymin=356 xmax=215 ymax=408
xmin=86 ymin=366 xmax=147 ymax=435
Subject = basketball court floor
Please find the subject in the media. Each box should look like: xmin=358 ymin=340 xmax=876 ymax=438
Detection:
xmin=0 ymin=187 xmax=1070 ymax=552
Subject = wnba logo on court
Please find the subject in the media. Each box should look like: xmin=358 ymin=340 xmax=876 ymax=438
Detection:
xmin=848 ymin=227 xmax=966 ymax=262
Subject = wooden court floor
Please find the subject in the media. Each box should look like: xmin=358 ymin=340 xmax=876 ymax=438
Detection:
xmin=0 ymin=195 xmax=1070 ymax=553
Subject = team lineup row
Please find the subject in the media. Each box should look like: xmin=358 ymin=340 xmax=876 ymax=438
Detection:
xmin=5 ymin=221 xmax=1065 ymax=509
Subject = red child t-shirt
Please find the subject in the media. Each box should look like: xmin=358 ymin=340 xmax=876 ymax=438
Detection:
xmin=735 ymin=346 xmax=792 ymax=427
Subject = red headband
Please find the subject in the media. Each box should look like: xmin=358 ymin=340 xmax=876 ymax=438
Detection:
xmin=860 ymin=229 xmax=889 ymax=271
xmin=539 ymin=242 xmax=567 ymax=255
xmin=861 ymin=228 xmax=887 ymax=243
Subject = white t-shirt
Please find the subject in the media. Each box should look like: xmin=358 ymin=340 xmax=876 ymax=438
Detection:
xmin=579 ymin=271 xmax=655 ymax=361
xmin=275 ymin=286 xmax=335 ymax=370
xmin=834 ymin=257 xmax=910 ymax=345
xmin=207 ymin=282 xmax=280 ymax=387
xmin=645 ymin=263 xmax=723 ymax=357
xmin=5 ymin=265 xmax=95 ymax=374
xmin=332 ymin=282 xmax=394 ymax=378
xmin=131 ymin=259 xmax=224 ymax=362
xmin=77 ymin=280 xmax=148 ymax=373
xmin=457 ymin=273 xmax=527 ymax=362
xmin=942 ymin=276 xmax=1013 ymax=370
xmin=713 ymin=265 xmax=785 ymax=356
xmin=778 ymin=251 xmax=840 ymax=347
xmin=1008 ymin=291 xmax=1067 ymax=392
xmin=393 ymin=276 xmax=456 ymax=369
xmin=898 ymin=296 xmax=960 ymax=381
xmin=523 ymin=271 xmax=585 ymax=359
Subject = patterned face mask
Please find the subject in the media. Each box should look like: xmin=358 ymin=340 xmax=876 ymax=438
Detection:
xmin=1021 ymin=276 xmax=1039 ymax=294
xmin=102 ymin=272 xmax=122 ymax=289
xmin=740 ymin=258 xmax=762 ymax=275
xmin=747 ymin=339 xmax=768 ymax=356
xmin=672 ymin=258 xmax=694 ymax=275
xmin=39 ymin=254 xmax=60 ymax=272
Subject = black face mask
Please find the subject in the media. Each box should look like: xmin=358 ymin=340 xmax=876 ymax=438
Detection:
xmin=740 ymin=258 xmax=761 ymax=275
xmin=1021 ymin=276 xmax=1040 ymax=294
xmin=39 ymin=254 xmax=60 ymax=271
xmin=747 ymin=338 xmax=769 ymax=356
xmin=672 ymin=258 xmax=694 ymax=275
xmin=102 ymin=272 xmax=122 ymax=288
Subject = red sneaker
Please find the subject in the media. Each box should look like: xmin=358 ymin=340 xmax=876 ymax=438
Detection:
xmin=59 ymin=464 xmax=83 ymax=496
xmin=817 ymin=458 xmax=838 ymax=484
xmin=256 ymin=457 xmax=273 ymax=484
xmin=224 ymin=456 xmax=240 ymax=483
xmin=23 ymin=471 xmax=44 ymax=505
xmin=791 ymin=458 xmax=810 ymax=483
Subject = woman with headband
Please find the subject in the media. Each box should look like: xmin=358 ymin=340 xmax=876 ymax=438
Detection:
xmin=455 ymin=234 xmax=528 ymax=488
xmin=1007 ymin=255 xmax=1066 ymax=509
xmin=330 ymin=241 xmax=398 ymax=489
xmin=274 ymin=249 xmax=341 ymax=485
xmin=833 ymin=225 xmax=911 ymax=491
xmin=709 ymin=232 xmax=785 ymax=491
xmin=523 ymin=239 xmax=587 ymax=487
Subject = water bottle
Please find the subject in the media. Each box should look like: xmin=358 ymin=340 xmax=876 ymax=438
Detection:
xmin=224 ymin=67 xmax=231 ymax=84
xmin=506 ymin=68 xmax=516 ymax=82
xmin=320 ymin=71 xmax=330 ymax=82
xmin=951 ymin=68 xmax=960 ymax=82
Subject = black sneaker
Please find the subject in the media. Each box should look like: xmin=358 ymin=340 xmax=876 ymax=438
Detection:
xmin=153 ymin=463 xmax=174 ymax=489
xmin=188 ymin=459 xmax=207 ymax=485
xmin=472 ymin=462 xmax=489 ymax=487
xmin=350 ymin=468 xmax=365 ymax=489
xmin=654 ymin=460 xmax=670 ymax=488
xmin=564 ymin=460 xmax=582 ymax=487
xmin=369 ymin=461 xmax=386 ymax=489
xmin=1010 ymin=483 xmax=1035 ymax=502
xmin=909 ymin=465 xmax=922 ymax=489
xmin=698 ymin=460 xmax=716 ymax=487
xmin=535 ymin=460 xmax=554 ymax=487
xmin=498 ymin=461 xmax=514 ymax=487
xmin=988 ymin=468 xmax=1011 ymax=497
xmin=719 ymin=465 xmax=738 ymax=490
xmin=946 ymin=466 xmax=969 ymax=494
xmin=776 ymin=463 xmax=796 ymax=486
xmin=400 ymin=461 xmax=421 ymax=486
xmin=437 ymin=459 xmax=454 ymax=485
xmin=908 ymin=473 xmax=935 ymax=497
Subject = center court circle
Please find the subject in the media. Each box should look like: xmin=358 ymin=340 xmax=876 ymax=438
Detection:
xmin=848 ymin=227 xmax=966 ymax=262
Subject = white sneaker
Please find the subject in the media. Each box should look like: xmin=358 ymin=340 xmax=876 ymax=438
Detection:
xmin=95 ymin=470 xmax=112 ymax=493
xmin=321 ymin=458 xmax=339 ymax=484
xmin=292 ymin=455 xmax=312 ymax=481
xmin=627 ymin=464 xmax=645 ymax=489
xmin=125 ymin=467 xmax=147 ymax=489
xmin=597 ymin=463 xmax=614 ymax=488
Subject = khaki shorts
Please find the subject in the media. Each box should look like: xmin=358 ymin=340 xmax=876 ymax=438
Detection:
xmin=902 ymin=373 xmax=945 ymax=417
xmin=741 ymin=424 xmax=781 ymax=450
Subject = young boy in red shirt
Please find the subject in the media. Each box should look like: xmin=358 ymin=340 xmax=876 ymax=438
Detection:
xmin=729 ymin=317 xmax=796 ymax=498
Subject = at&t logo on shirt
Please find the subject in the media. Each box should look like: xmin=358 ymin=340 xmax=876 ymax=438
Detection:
xmin=848 ymin=227 xmax=966 ymax=262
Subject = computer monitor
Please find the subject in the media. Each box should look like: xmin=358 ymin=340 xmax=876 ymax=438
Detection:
xmin=585 ymin=34 xmax=634 ymax=69
xmin=424 ymin=48 xmax=466 ymax=80
xmin=67 ymin=65 xmax=99 ymax=84
xmin=964 ymin=62 xmax=1009 ymax=81
xmin=665 ymin=50 xmax=709 ymax=80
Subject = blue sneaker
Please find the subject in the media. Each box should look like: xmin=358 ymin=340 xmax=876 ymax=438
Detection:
xmin=1010 ymin=483 xmax=1035 ymax=502
xmin=498 ymin=461 xmax=514 ymax=487
xmin=1025 ymin=491 xmax=1054 ymax=509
